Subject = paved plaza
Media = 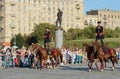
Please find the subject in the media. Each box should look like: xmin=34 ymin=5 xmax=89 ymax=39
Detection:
xmin=0 ymin=61 xmax=120 ymax=79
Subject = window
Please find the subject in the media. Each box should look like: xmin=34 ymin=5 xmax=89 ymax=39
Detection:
xmin=115 ymin=15 xmax=116 ymax=18
xmin=111 ymin=15 xmax=113 ymax=18
xmin=62 ymin=2 xmax=64 ymax=6
xmin=18 ymin=19 xmax=21 ymax=26
xmin=118 ymin=15 xmax=120 ymax=18
xmin=11 ymin=0 xmax=15 ymax=6
xmin=108 ymin=15 xmax=110 ymax=18
xmin=18 ymin=27 xmax=21 ymax=31
xmin=62 ymin=7 xmax=64 ymax=10
xmin=76 ymin=4 xmax=80 ymax=9
xmin=18 ymin=0 xmax=21 ymax=3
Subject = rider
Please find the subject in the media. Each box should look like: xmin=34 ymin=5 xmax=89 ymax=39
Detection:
xmin=44 ymin=27 xmax=52 ymax=54
xmin=95 ymin=21 xmax=104 ymax=46
xmin=94 ymin=21 xmax=104 ymax=58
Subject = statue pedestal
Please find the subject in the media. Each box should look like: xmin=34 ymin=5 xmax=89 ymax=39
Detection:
xmin=55 ymin=28 xmax=63 ymax=49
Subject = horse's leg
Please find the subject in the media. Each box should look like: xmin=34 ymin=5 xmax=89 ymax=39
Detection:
xmin=88 ymin=61 xmax=93 ymax=72
xmin=54 ymin=56 xmax=59 ymax=68
xmin=110 ymin=57 xmax=116 ymax=71
xmin=95 ymin=59 xmax=100 ymax=71
xmin=33 ymin=57 xmax=38 ymax=68
xmin=51 ymin=57 xmax=55 ymax=69
xmin=40 ymin=59 xmax=44 ymax=70
xmin=105 ymin=59 xmax=107 ymax=68
xmin=114 ymin=55 xmax=118 ymax=64
xmin=100 ymin=59 xmax=105 ymax=71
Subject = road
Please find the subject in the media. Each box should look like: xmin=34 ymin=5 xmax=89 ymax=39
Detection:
xmin=0 ymin=61 xmax=120 ymax=79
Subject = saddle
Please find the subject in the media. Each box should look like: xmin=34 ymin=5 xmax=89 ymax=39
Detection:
xmin=50 ymin=48 xmax=55 ymax=55
xmin=102 ymin=46 xmax=111 ymax=54
xmin=45 ymin=48 xmax=51 ymax=55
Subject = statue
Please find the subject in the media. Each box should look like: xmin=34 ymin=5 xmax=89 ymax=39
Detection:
xmin=56 ymin=8 xmax=63 ymax=29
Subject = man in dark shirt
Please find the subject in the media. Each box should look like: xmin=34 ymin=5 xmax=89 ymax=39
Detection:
xmin=44 ymin=27 xmax=52 ymax=48
xmin=95 ymin=21 xmax=104 ymax=46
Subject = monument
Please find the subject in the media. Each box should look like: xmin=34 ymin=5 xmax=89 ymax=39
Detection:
xmin=55 ymin=9 xmax=63 ymax=49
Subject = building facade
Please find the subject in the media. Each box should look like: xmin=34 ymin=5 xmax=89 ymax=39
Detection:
xmin=0 ymin=0 xmax=84 ymax=45
xmin=86 ymin=9 xmax=120 ymax=28
xmin=84 ymin=15 xmax=98 ymax=27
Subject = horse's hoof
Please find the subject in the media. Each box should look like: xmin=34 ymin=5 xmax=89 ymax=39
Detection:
xmin=60 ymin=63 xmax=64 ymax=66
xmin=100 ymin=69 xmax=104 ymax=72
xmin=53 ymin=67 xmax=57 ymax=70
xmin=112 ymin=67 xmax=115 ymax=71
xmin=88 ymin=69 xmax=92 ymax=72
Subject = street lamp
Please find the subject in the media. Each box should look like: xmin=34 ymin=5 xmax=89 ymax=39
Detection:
xmin=13 ymin=34 xmax=16 ymax=46
xmin=12 ymin=34 xmax=18 ymax=49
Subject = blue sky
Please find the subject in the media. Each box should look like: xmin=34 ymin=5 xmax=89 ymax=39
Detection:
xmin=84 ymin=0 xmax=120 ymax=13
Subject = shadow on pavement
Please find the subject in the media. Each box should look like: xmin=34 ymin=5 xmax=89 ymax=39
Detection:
xmin=60 ymin=65 xmax=90 ymax=71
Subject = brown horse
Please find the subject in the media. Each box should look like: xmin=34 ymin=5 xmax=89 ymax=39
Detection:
xmin=30 ymin=43 xmax=48 ymax=69
xmin=104 ymin=48 xmax=118 ymax=70
xmin=83 ymin=43 xmax=105 ymax=72
xmin=50 ymin=48 xmax=63 ymax=67
xmin=93 ymin=42 xmax=118 ymax=71
xmin=30 ymin=43 xmax=63 ymax=69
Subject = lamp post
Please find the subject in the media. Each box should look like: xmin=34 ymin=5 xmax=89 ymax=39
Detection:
xmin=13 ymin=34 xmax=16 ymax=46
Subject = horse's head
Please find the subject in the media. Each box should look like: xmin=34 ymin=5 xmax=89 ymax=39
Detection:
xmin=29 ymin=43 xmax=39 ymax=54
xmin=82 ymin=43 xmax=89 ymax=53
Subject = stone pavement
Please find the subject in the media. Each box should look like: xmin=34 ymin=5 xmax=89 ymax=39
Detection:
xmin=0 ymin=61 xmax=120 ymax=79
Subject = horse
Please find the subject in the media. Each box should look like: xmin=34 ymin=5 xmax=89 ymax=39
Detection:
xmin=83 ymin=43 xmax=105 ymax=72
xmin=93 ymin=42 xmax=118 ymax=71
xmin=50 ymin=48 xmax=63 ymax=67
xmin=30 ymin=43 xmax=48 ymax=70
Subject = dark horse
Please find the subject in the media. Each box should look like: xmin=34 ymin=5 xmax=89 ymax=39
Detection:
xmin=30 ymin=43 xmax=48 ymax=69
xmin=83 ymin=43 xmax=105 ymax=72
xmin=93 ymin=42 xmax=118 ymax=71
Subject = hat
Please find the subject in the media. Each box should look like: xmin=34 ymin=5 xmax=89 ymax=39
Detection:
xmin=97 ymin=21 xmax=101 ymax=24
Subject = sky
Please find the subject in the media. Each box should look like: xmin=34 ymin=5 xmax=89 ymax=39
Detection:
xmin=84 ymin=0 xmax=120 ymax=13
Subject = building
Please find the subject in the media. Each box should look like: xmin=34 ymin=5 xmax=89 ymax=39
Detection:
xmin=0 ymin=0 xmax=84 ymax=45
xmin=86 ymin=9 xmax=120 ymax=28
xmin=84 ymin=15 xmax=98 ymax=27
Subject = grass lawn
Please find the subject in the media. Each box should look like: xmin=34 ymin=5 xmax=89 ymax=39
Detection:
xmin=63 ymin=38 xmax=120 ymax=48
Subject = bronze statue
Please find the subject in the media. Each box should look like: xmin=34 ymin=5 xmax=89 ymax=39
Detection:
xmin=56 ymin=9 xmax=63 ymax=28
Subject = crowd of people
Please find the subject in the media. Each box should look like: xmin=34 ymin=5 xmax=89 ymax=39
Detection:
xmin=0 ymin=45 xmax=120 ymax=69
xmin=0 ymin=45 xmax=87 ymax=69
xmin=0 ymin=46 xmax=35 ymax=68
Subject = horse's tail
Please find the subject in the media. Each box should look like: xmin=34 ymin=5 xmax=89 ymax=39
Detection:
xmin=114 ymin=49 xmax=118 ymax=64
xmin=59 ymin=52 xmax=63 ymax=63
xmin=114 ymin=55 xmax=118 ymax=64
xmin=116 ymin=57 xmax=118 ymax=64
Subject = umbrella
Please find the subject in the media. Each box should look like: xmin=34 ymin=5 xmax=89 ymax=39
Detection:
xmin=12 ymin=45 xmax=18 ymax=49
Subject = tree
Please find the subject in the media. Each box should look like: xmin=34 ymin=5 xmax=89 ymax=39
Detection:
xmin=31 ymin=23 xmax=55 ymax=43
xmin=11 ymin=33 xmax=24 ymax=48
xmin=104 ymin=28 xmax=114 ymax=38
xmin=83 ymin=26 xmax=96 ymax=38
xmin=27 ymin=35 xmax=37 ymax=46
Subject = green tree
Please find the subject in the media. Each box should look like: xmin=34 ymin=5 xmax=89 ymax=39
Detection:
xmin=83 ymin=26 xmax=96 ymax=39
xmin=104 ymin=28 xmax=114 ymax=38
xmin=11 ymin=33 xmax=24 ymax=48
xmin=31 ymin=23 xmax=55 ymax=43
xmin=114 ymin=27 xmax=120 ymax=37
